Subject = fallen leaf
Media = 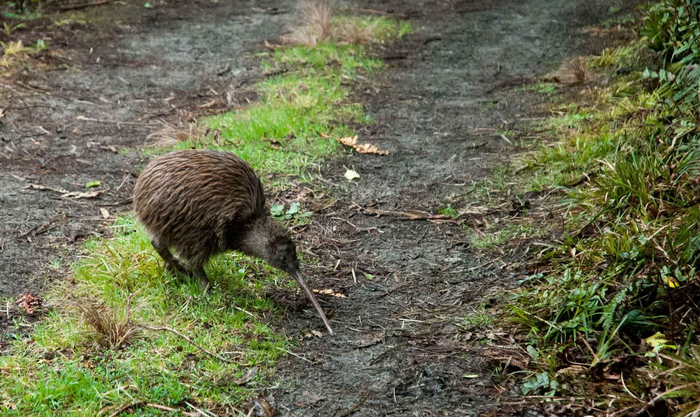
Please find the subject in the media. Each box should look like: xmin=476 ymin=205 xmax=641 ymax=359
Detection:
xmin=232 ymin=367 xmax=258 ymax=385
xmin=85 ymin=180 xmax=101 ymax=188
xmin=62 ymin=190 xmax=105 ymax=200
xmin=344 ymin=168 xmax=360 ymax=181
xmin=646 ymin=332 xmax=668 ymax=349
xmin=311 ymin=330 xmax=322 ymax=338
xmin=356 ymin=332 xmax=383 ymax=348
xmin=25 ymin=184 xmax=70 ymax=194
xmin=99 ymin=145 xmax=118 ymax=153
xmin=99 ymin=207 xmax=110 ymax=219
xmin=16 ymin=293 xmax=42 ymax=314
xmin=197 ymin=99 xmax=218 ymax=108
xmin=254 ymin=394 xmax=276 ymax=417
xmin=556 ymin=365 xmax=587 ymax=376
xmin=662 ymin=275 xmax=680 ymax=288
xmin=312 ymin=289 xmax=347 ymax=298
xmin=336 ymin=135 xmax=389 ymax=155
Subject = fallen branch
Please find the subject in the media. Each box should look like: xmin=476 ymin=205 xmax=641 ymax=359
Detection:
xmin=25 ymin=184 xmax=105 ymax=200
xmin=139 ymin=325 xmax=237 ymax=363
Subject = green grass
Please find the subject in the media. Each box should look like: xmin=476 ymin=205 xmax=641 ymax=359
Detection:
xmin=463 ymin=306 xmax=495 ymax=327
xmin=170 ymin=41 xmax=385 ymax=187
xmin=0 ymin=15 xmax=412 ymax=415
xmin=438 ymin=205 xmax=459 ymax=219
xmin=504 ymin=0 xmax=700 ymax=408
xmin=1 ymin=217 xmax=288 ymax=415
xmin=469 ymin=223 xmax=540 ymax=249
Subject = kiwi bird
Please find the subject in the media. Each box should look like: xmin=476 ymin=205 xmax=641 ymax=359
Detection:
xmin=133 ymin=149 xmax=333 ymax=335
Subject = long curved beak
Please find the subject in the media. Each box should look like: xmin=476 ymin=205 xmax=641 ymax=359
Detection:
xmin=293 ymin=271 xmax=334 ymax=336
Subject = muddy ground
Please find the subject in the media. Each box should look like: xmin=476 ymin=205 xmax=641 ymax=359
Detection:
xmin=1 ymin=0 xmax=641 ymax=414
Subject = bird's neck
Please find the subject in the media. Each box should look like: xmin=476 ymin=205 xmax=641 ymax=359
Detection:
xmin=240 ymin=217 xmax=271 ymax=260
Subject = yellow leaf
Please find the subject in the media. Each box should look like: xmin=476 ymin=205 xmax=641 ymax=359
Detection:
xmin=645 ymin=332 xmax=668 ymax=348
xmin=344 ymin=168 xmax=360 ymax=181
xmin=663 ymin=276 xmax=680 ymax=288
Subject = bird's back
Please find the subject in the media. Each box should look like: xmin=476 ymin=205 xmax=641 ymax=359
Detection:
xmin=134 ymin=149 xmax=266 ymax=246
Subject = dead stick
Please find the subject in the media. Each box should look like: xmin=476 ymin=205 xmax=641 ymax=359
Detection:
xmin=333 ymin=394 xmax=368 ymax=417
xmin=139 ymin=325 xmax=236 ymax=363
xmin=107 ymin=401 xmax=145 ymax=417
xmin=146 ymin=403 xmax=199 ymax=417
xmin=578 ymin=332 xmax=600 ymax=365
xmin=276 ymin=346 xmax=313 ymax=363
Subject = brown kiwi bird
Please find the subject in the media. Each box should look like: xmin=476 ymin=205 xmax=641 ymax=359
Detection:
xmin=133 ymin=149 xmax=333 ymax=335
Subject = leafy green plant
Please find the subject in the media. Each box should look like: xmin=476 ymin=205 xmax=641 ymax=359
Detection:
xmin=509 ymin=0 xmax=700 ymax=409
xmin=271 ymin=202 xmax=313 ymax=221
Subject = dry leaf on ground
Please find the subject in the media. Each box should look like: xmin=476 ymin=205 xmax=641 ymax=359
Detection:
xmin=312 ymin=288 xmax=347 ymax=298
xmin=336 ymin=135 xmax=389 ymax=155
xmin=16 ymin=293 xmax=42 ymax=314
xmin=344 ymin=169 xmax=360 ymax=181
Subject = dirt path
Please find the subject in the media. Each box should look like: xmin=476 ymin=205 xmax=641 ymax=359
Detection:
xmin=0 ymin=0 xmax=292 ymax=308
xmin=273 ymin=0 xmax=638 ymax=415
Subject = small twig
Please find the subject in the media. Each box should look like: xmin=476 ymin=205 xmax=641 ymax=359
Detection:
xmin=375 ymin=282 xmax=410 ymax=299
xmin=146 ymin=403 xmax=199 ymax=417
xmin=76 ymin=116 xmax=151 ymax=126
xmin=370 ymin=343 xmax=408 ymax=365
xmin=333 ymin=393 xmax=368 ymax=417
xmin=101 ymin=197 xmax=134 ymax=207
xmin=414 ymin=229 xmax=429 ymax=244
xmin=139 ymin=325 xmax=236 ymax=363
xmin=621 ymin=373 xmax=642 ymax=403
xmin=185 ymin=401 xmax=216 ymax=417
xmin=234 ymin=306 xmax=259 ymax=319
xmin=578 ymin=332 xmax=600 ymax=365
xmin=276 ymin=346 xmax=313 ymax=363
xmin=107 ymin=401 xmax=145 ymax=417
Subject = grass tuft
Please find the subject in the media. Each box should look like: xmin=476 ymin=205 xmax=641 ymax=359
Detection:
xmin=75 ymin=300 xmax=140 ymax=349
xmin=504 ymin=0 xmax=700 ymax=410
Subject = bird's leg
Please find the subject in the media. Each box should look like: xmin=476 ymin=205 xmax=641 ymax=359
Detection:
xmin=192 ymin=264 xmax=210 ymax=292
xmin=151 ymin=238 xmax=186 ymax=275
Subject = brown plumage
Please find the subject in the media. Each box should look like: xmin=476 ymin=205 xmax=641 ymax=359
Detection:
xmin=133 ymin=149 xmax=333 ymax=335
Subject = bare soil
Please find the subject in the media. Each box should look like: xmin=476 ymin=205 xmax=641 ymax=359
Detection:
xmin=272 ymin=0 xmax=642 ymax=415
xmin=1 ymin=0 xmax=641 ymax=414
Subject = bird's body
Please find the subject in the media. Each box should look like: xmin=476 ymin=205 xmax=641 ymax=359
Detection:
xmin=133 ymin=149 xmax=333 ymax=334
